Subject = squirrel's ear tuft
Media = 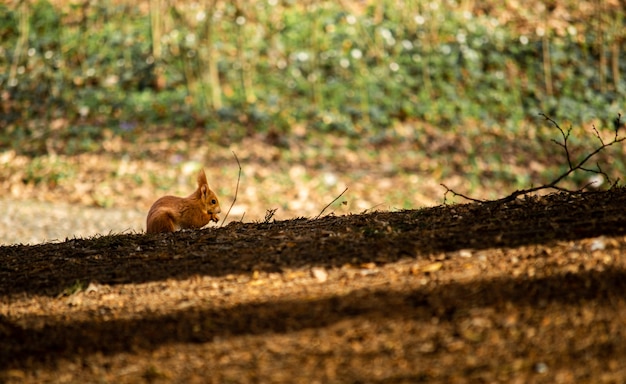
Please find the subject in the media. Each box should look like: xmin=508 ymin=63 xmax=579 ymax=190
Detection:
xmin=197 ymin=168 xmax=208 ymax=187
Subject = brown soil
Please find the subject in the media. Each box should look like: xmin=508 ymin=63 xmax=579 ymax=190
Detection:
xmin=2 ymin=188 xmax=626 ymax=383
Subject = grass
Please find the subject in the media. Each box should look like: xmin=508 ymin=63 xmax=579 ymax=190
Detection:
xmin=1 ymin=0 xmax=624 ymax=150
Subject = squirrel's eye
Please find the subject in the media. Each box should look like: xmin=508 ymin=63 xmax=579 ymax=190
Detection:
xmin=211 ymin=199 xmax=217 ymax=204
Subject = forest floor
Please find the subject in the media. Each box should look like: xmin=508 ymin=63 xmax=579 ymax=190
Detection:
xmin=2 ymin=187 xmax=626 ymax=383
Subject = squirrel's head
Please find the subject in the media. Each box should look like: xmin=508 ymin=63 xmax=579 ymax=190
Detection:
xmin=197 ymin=169 xmax=221 ymax=223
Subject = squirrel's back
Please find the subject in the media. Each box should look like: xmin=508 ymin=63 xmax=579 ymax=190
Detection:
xmin=146 ymin=196 xmax=183 ymax=233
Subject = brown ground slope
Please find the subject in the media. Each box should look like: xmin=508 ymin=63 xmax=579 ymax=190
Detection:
xmin=1 ymin=188 xmax=626 ymax=383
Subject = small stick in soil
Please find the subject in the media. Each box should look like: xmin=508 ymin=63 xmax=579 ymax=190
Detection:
xmin=315 ymin=187 xmax=348 ymax=219
xmin=363 ymin=202 xmax=385 ymax=214
xmin=220 ymin=151 xmax=242 ymax=226
xmin=263 ymin=208 xmax=277 ymax=224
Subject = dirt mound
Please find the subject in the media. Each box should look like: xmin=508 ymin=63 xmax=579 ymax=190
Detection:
xmin=2 ymin=189 xmax=626 ymax=383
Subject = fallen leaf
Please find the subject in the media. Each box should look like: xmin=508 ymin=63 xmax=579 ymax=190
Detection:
xmin=311 ymin=267 xmax=328 ymax=282
xmin=411 ymin=262 xmax=443 ymax=274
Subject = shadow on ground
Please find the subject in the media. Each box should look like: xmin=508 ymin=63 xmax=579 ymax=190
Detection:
xmin=1 ymin=267 xmax=625 ymax=371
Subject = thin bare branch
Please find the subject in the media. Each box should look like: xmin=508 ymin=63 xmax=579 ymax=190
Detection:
xmin=362 ymin=203 xmax=386 ymax=214
xmin=578 ymin=180 xmax=601 ymax=191
xmin=542 ymin=113 xmax=575 ymax=169
xmin=441 ymin=184 xmax=486 ymax=204
xmin=444 ymin=114 xmax=625 ymax=205
xmin=220 ymin=151 xmax=242 ymax=226
xmin=610 ymin=177 xmax=621 ymax=189
xmin=580 ymin=162 xmax=612 ymax=186
xmin=315 ymin=187 xmax=348 ymax=219
xmin=613 ymin=113 xmax=622 ymax=138
xmin=591 ymin=124 xmax=605 ymax=146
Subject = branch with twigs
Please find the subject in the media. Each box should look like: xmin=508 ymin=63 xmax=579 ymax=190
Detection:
xmin=220 ymin=151 xmax=242 ymax=226
xmin=442 ymin=113 xmax=624 ymax=205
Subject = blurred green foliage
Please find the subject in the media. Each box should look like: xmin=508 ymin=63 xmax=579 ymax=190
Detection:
xmin=0 ymin=0 xmax=624 ymax=155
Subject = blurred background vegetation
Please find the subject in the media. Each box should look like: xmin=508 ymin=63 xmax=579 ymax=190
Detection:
xmin=0 ymin=0 xmax=625 ymax=241
xmin=2 ymin=0 xmax=624 ymax=146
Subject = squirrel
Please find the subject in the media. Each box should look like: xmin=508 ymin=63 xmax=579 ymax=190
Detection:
xmin=146 ymin=168 xmax=221 ymax=234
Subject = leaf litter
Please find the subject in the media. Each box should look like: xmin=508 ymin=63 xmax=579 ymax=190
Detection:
xmin=2 ymin=188 xmax=626 ymax=382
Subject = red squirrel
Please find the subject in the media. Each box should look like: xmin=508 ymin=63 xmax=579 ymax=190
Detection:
xmin=146 ymin=169 xmax=221 ymax=234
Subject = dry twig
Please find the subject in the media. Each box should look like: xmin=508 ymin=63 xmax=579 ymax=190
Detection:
xmin=220 ymin=151 xmax=242 ymax=226
xmin=263 ymin=208 xmax=277 ymax=224
xmin=442 ymin=113 xmax=624 ymax=204
xmin=315 ymin=187 xmax=348 ymax=219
